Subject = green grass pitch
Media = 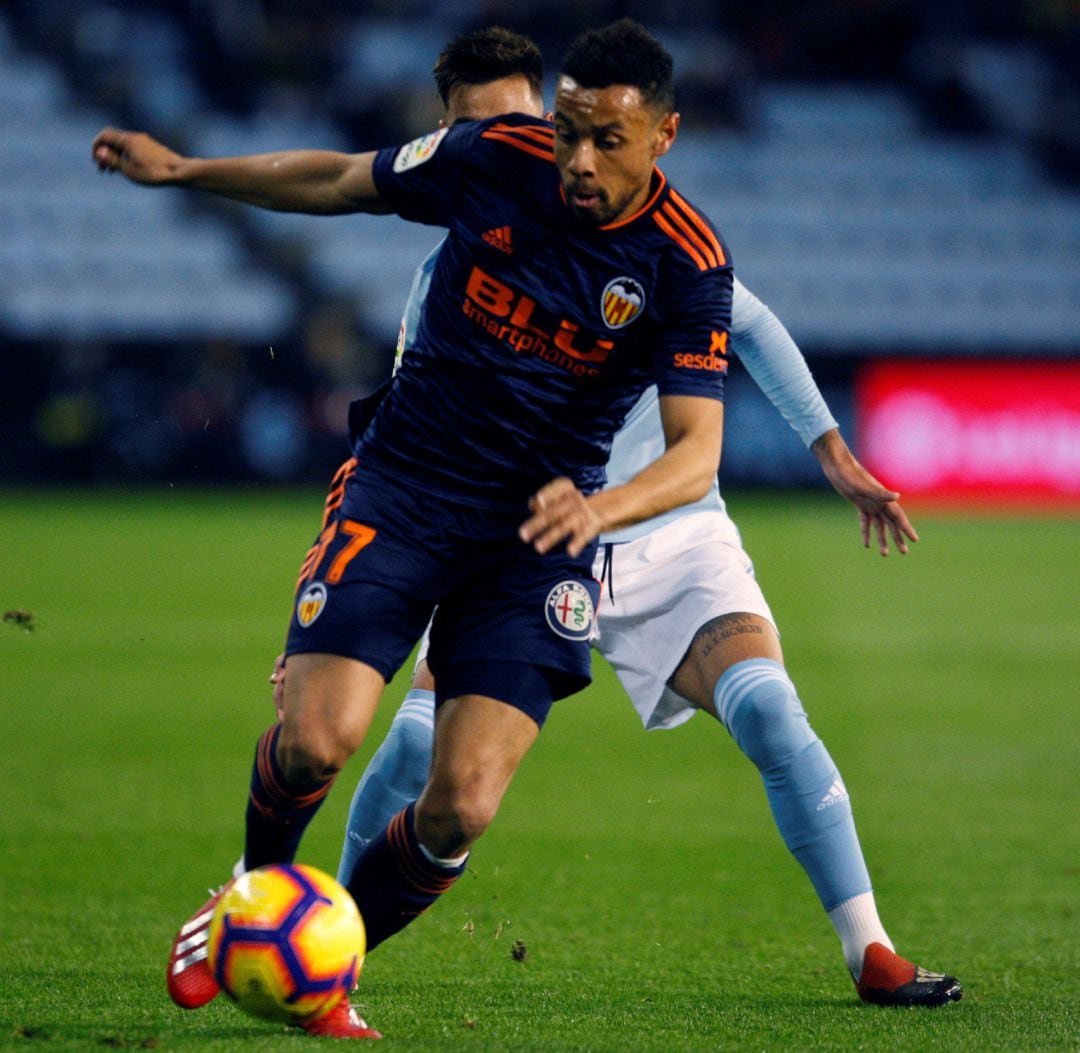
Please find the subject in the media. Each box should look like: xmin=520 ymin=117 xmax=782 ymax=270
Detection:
xmin=1 ymin=489 xmax=1076 ymax=1051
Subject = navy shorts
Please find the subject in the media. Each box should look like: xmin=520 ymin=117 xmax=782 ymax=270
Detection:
xmin=286 ymin=460 xmax=600 ymax=723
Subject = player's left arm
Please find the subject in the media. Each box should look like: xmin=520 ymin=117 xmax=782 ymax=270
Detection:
xmin=734 ymin=280 xmax=917 ymax=555
xmin=519 ymin=395 xmax=723 ymax=557
xmin=810 ymin=429 xmax=919 ymax=556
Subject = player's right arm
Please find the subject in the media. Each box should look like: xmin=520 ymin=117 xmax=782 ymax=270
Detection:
xmin=521 ymin=394 xmax=724 ymax=557
xmin=91 ymin=127 xmax=389 ymax=215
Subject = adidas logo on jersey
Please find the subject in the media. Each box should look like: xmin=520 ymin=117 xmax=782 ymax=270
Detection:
xmin=482 ymin=226 xmax=513 ymax=254
xmin=816 ymin=779 xmax=849 ymax=811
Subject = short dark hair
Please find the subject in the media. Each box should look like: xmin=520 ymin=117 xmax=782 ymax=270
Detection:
xmin=432 ymin=27 xmax=544 ymax=108
xmin=560 ymin=19 xmax=674 ymax=112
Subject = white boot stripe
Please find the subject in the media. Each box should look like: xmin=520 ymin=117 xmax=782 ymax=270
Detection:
xmin=176 ymin=930 xmax=209 ymax=955
xmin=179 ymin=908 xmax=215 ymax=936
xmin=171 ymin=946 xmax=208 ymax=974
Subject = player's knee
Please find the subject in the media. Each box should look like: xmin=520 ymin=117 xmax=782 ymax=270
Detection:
xmin=723 ymin=671 xmax=817 ymax=773
xmin=415 ymin=782 xmax=499 ymax=857
xmin=277 ymin=720 xmax=354 ymax=784
xmin=429 ymin=788 xmax=498 ymax=844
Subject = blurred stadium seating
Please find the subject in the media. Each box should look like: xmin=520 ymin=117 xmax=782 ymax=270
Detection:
xmin=0 ymin=22 xmax=295 ymax=342
xmin=0 ymin=2 xmax=1076 ymax=485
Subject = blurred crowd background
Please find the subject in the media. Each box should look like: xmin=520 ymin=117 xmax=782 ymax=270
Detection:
xmin=0 ymin=0 xmax=1077 ymax=490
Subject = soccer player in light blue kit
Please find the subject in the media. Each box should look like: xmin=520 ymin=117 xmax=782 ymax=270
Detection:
xmin=321 ymin=27 xmax=961 ymax=1008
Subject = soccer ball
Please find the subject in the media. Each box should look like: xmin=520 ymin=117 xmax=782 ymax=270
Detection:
xmin=206 ymin=863 xmax=366 ymax=1024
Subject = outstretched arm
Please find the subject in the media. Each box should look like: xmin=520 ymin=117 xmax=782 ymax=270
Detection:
xmin=731 ymin=278 xmax=837 ymax=447
xmin=733 ymin=280 xmax=916 ymax=555
xmin=520 ymin=394 xmax=723 ymax=557
xmin=811 ymin=428 xmax=918 ymax=555
xmin=91 ymin=127 xmax=388 ymax=215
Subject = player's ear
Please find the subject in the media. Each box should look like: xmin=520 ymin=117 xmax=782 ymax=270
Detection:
xmin=438 ymin=118 xmax=447 ymax=129
xmin=653 ymin=111 xmax=679 ymax=159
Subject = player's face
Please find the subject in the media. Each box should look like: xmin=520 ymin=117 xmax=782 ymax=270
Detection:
xmin=443 ymin=75 xmax=544 ymax=125
xmin=553 ymin=76 xmax=678 ymax=227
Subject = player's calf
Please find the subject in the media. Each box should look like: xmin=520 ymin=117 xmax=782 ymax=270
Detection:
xmin=715 ymin=658 xmax=872 ymax=909
xmin=345 ymin=804 xmax=468 ymax=951
xmin=414 ymin=780 xmax=501 ymax=858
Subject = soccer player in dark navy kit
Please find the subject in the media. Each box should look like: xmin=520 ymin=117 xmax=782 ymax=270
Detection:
xmin=324 ymin=29 xmax=959 ymax=1014
xmin=94 ymin=21 xmax=735 ymax=1037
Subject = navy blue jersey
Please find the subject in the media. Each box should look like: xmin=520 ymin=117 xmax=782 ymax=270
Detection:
xmin=361 ymin=113 xmax=732 ymax=510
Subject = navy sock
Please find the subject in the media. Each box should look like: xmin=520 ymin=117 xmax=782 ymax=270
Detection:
xmin=244 ymin=724 xmax=335 ymax=870
xmin=345 ymin=803 xmax=466 ymax=951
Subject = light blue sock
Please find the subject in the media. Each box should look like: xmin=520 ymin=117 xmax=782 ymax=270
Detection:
xmin=336 ymin=689 xmax=435 ymax=887
xmin=714 ymin=659 xmax=871 ymax=911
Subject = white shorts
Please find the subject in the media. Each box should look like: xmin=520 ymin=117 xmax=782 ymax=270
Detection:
xmin=593 ymin=510 xmax=776 ymax=731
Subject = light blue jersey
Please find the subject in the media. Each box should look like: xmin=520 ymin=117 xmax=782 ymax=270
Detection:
xmin=395 ymin=243 xmax=837 ymax=542
xmin=392 ymin=242 xmax=440 ymax=375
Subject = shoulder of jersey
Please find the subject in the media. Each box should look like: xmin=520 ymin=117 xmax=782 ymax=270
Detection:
xmin=479 ymin=114 xmax=555 ymax=164
xmin=651 ymin=183 xmax=728 ymax=273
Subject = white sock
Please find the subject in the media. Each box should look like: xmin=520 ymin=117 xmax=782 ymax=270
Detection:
xmin=418 ymin=841 xmax=468 ymax=869
xmin=828 ymin=892 xmax=894 ymax=976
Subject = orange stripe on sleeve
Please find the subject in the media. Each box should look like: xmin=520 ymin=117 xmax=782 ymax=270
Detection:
xmin=481 ymin=130 xmax=555 ymax=162
xmin=486 ymin=122 xmax=554 ymax=145
xmin=652 ymin=210 xmax=711 ymax=271
xmin=660 ymin=202 xmax=720 ymax=269
xmin=668 ymin=189 xmax=727 ymax=265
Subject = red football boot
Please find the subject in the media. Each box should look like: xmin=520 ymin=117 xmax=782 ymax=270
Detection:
xmin=301 ymin=1000 xmax=383 ymax=1040
xmin=855 ymin=942 xmax=963 ymax=1007
xmin=165 ymin=881 xmax=234 ymax=1009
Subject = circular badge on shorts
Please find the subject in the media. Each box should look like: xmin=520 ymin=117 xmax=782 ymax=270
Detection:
xmin=545 ymin=581 xmax=595 ymax=641
xmin=296 ymin=582 xmax=328 ymax=627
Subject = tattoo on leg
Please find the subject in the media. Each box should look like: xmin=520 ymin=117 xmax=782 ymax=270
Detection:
xmin=694 ymin=613 xmax=763 ymax=660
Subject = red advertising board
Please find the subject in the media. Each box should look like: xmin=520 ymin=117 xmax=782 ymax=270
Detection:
xmin=857 ymin=360 xmax=1080 ymax=508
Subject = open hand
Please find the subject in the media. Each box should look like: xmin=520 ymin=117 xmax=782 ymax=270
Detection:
xmin=813 ymin=430 xmax=919 ymax=556
xmin=823 ymin=458 xmax=919 ymax=555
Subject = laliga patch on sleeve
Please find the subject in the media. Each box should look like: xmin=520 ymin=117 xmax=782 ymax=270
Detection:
xmin=393 ymin=128 xmax=449 ymax=173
